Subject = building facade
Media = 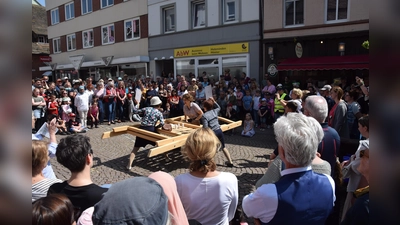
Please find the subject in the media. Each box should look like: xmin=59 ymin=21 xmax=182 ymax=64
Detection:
xmin=148 ymin=0 xmax=261 ymax=82
xmin=263 ymin=0 xmax=369 ymax=88
xmin=40 ymin=0 xmax=149 ymax=81
xmin=32 ymin=4 xmax=50 ymax=79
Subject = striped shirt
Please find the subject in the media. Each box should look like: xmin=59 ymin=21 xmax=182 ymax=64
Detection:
xmin=32 ymin=178 xmax=62 ymax=202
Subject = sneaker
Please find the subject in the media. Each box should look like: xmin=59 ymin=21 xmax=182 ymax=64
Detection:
xmin=95 ymin=125 xmax=99 ymax=128
xmin=127 ymin=165 xmax=132 ymax=170
xmin=225 ymin=162 xmax=234 ymax=167
xmin=132 ymin=114 xmax=141 ymax=122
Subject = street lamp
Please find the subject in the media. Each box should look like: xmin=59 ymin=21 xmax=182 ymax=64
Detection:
xmin=338 ymin=42 xmax=345 ymax=56
xmin=268 ymin=46 xmax=274 ymax=60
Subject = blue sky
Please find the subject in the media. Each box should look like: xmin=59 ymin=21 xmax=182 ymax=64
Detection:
xmin=38 ymin=0 xmax=45 ymax=6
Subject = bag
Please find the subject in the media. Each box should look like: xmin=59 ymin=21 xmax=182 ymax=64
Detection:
xmin=162 ymin=123 xmax=172 ymax=131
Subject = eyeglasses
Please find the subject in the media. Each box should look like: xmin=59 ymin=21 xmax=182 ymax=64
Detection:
xmin=359 ymin=149 xmax=369 ymax=158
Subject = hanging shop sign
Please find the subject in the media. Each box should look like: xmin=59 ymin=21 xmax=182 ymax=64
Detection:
xmin=267 ymin=64 xmax=278 ymax=77
xmin=49 ymin=63 xmax=57 ymax=71
xmin=295 ymin=42 xmax=303 ymax=58
xmin=101 ymin=56 xmax=114 ymax=67
xmin=174 ymin=42 xmax=249 ymax=58
xmin=69 ymin=54 xmax=85 ymax=70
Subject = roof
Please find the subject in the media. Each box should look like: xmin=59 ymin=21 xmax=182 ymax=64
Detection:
xmin=32 ymin=4 xmax=47 ymax=35
xmin=32 ymin=42 xmax=49 ymax=54
xmin=277 ymin=55 xmax=369 ymax=71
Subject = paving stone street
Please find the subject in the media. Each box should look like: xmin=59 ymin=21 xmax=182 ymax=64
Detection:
xmin=51 ymin=121 xmax=277 ymax=223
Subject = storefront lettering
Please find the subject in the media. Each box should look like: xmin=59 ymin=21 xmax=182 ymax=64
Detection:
xmin=174 ymin=42 xmax=249 ymax=58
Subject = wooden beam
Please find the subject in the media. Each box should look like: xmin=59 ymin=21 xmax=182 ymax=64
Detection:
xmin=126 ymin=130 xmax=160 ymax=143
xmin=102 ymin=131 xmax=127 ymax=139
xmin=127 ymin=126 xmax=169 ymax=140
xmin=147 ymin=138 xmax=187 ymax=157
xmin=112 ymin=126 xmax=129 ymax=132
xmin=218 ymin=117 xmax=235 ymax=124
xmin=155 ymin=133 xmax=191 ymax=146
xmin=220 ymin=121 xmax=242 ymax=132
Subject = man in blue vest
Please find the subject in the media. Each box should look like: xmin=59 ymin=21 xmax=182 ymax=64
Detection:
xmin=242 ymin=113 xmax=336 ymax=225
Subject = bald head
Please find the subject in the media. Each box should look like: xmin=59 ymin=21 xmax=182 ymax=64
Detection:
xmin=304 ymin=95 xmax=328 ymax=123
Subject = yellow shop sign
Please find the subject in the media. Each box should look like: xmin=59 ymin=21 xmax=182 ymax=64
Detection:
xmin=174 ymin=43 xmax=249 ymax=58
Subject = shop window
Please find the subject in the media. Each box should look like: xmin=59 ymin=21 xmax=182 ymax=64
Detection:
xmin=81 ymin=0 xmax=92 ymax=15
xmin=326 ymin=0 xmax=348 ymax=22
xmin=102 ymin=24 xmax=115 ymax=45
xmin=101 ymin=0 xmax=114 ymax=8
xmin=65 ymin=2 xmax=75 ymax=20
xmin=82 ymin=29 xmax=93 ymax=48
xmin=125 ymin=18 xmax=140 ymax=41
xmin=163 ymin=6 xmax=175 ymax=33
xmin=67 ymin=34 xmax=76 ymax=51
xmin=223 ymin=0 xmax=239 ymax=23
xmin=51 ymin=8 xmax=59 ymax=25
xmin=176 ymin=59 xmax=195 ymax=76
xmin=284 ymin=0 xmax=304 ymax=27
xmin=53 ymin=38 xmax=61 ymax=53
xmin=192 ymin=1 xmax=206 ymax=28
xmin=222 ymin=56 xmax=246 ymax=78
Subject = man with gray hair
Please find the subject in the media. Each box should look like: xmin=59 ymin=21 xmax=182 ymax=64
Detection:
xmin=242 ymin=113 xmax=335 ymax=224
xmin=304 ymin=95 xmax=340 ymax=178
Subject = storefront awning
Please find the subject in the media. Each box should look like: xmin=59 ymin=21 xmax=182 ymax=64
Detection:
xmin=42 ymin=71 xmax=52 ymax=76
xmin=277 ymin=54 xmax=369 ymax=71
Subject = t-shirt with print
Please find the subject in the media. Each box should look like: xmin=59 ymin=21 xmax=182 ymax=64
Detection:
xmin=259 ymin=105 xmax=268 ymax=117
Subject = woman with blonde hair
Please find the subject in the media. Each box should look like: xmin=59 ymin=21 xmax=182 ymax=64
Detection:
xmin=175 ymin=128 xmax=238 ymax=225
xmin=32 ymin=140 xmax=62 ymax=202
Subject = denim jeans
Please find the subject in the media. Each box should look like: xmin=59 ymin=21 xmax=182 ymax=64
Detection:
xmin=116 ymin=101 xmax=124 ymax=121
xmin=98 ymin=99 xmax=105 ymax=123
xmin=107 ymin=101 xmax=116 ymax=122
xmin=252 ymin=109 xmax=260 ymax=126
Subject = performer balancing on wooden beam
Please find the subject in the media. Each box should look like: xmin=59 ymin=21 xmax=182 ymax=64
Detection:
xmin=201 ymin=97 xmax=234 ymax=167
xmin=127 ymin=96 xmax=168 ymax=170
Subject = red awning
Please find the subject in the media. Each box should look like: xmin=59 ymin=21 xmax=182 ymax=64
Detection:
xmin=277 ymin=54 xmax=369 ymax=71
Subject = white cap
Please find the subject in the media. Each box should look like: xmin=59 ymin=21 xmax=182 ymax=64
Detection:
xmin=320 ymin=85 xmax=332 ymax=91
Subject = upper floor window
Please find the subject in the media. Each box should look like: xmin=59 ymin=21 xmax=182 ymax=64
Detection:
xmin=51 ymin=8 xmax=59 ymax=25
xmin=82 ymin=0 xmax=92 ymax=15
xmin=326 ymin=0 xmax=348 ymax=22
xmin=125 ymin=18 xmax=140 ymax=41
xmin=101 ymin=0 xmax=113 ymax=9
xmin=223 ymin=0 xmax=239 ymax=23
xmin=67 ymin=34 xmax=76 ymax=51
xmin=102 ymin=24 xmax=115 ymax=45
xmin=53 ymin=38 xmax=61 ymax=53
xmin=82 ymin=29 xmax=94 ymax=48
xmin=38 ymin=36 xmax=48 ymax=43
xmin=163 ymin=6 xmax=175 ymax=33
xmin=285 ymin=0 xmax=304 ymax=27
xmin=65 ymin=2 xmax=75 ymax=20
xmin=192 ymin=1 xmax=206 ymax=28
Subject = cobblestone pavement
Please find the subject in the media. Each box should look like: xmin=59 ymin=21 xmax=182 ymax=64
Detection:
xmin=51 ymin=121 xmax=277 ymax=223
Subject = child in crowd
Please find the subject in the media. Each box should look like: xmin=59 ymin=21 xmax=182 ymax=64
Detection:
xmin=47 ymin=94 xmax=59 ymax=117
xmin=265 ymin=92 xmax=275 ymax=128
xmin=258 ymin=98 xmax=269 ymax=131
xmin=67 ymin=113 xmax=86 ymax=133
xmin=241 ymin=113 xmax=255 ymax=137
xmin=61 ymin=97 xmax=72 ymax=123
xmin=226 ymin=103 xmax=238 ymax=136
xmin=252 ymin=90 xmax=261 ymax=127
xmin=88 ymin=101 xmax=99 ymax=129
xmin=242 ymin=90 xmax=253 ymax=121
xmin=163 ymin=102 xmax=171 ymax=119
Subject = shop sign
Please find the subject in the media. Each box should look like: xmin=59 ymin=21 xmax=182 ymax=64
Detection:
xmin=267 ymin=64 xmax=278 ymax=77
xmin=101 ymin=56 xmax=114 ymax=67
xmin=69 ymin=54 xmax=85 ymax=70
xmin=40 ymin=56 xmax=52 ymax=62
xmin=49 ymin=63 xmax=57 ymax=71
xmin=174 ymin=42 xmax=249 ymax=58
xmin=295 ymin=42 xmax=303 ymax=58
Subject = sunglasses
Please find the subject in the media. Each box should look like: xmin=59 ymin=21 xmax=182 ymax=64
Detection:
xmin=359 ymin=149 xmax=369 ymax=158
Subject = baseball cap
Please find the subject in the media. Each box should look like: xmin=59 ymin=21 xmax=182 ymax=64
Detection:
xmin=192 ymin=78 xmax=196 ymax=82
xmin=79 ymin=86 xmax=85 ymax=89
xmin=62 ymin=97 xmax=71 ymax=102
xmin=108 ymin=77 xmax=113 ymax=81
xmin=92 ymin=177 xmax=168 ymax=225
xmin=63 ymin=76 xmax=69 ymax=80
xmin=320 ymin=84 xmax=332 ymax=91
xmin=261 ymin=98 xmax=267 ymax=101
xmin=118 ymin=77 xmax=122 ymax=81
xmin=69 ymin=113 xmax=76 ymax=117
xmin=127 ymin=93 xmax=132 ymax=98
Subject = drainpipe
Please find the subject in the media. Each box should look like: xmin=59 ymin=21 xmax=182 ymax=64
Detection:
xmin=259 ymin=0 xmax=264 ymax=87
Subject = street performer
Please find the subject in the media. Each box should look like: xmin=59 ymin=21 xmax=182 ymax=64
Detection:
xmin=127 ymin=96 xmax=167 ymax=170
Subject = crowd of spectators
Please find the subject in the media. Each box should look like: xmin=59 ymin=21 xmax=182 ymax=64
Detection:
xmin=32 ymin=72 xmax=369 ymax=225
